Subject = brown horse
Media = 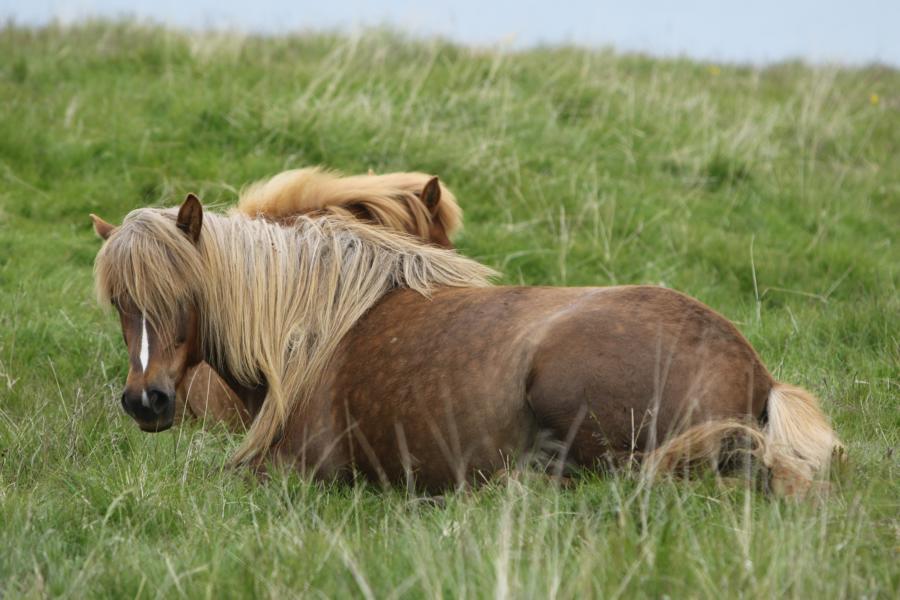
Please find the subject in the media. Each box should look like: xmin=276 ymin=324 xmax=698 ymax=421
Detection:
xmin=236 ymin=167 xmax=461 ymax=249
xmin=92 ymin=168 xmax=463 ymax=430
xmin=91 ymin=196 xmax=842 ymax=496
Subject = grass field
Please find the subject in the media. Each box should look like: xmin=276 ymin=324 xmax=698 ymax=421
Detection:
xmin=0 ymin=22 xmax=898 ymax=598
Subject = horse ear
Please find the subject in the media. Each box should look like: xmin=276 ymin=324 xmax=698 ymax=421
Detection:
xmin=421 ymin=177 xmax=441 ymax=217
xmin=90 ymin=214 xmax=116 ymax=240
xmin=177 ymin=193 xmax=203 ymax=243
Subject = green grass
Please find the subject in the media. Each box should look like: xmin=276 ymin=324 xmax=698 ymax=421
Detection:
xmin=1 ymin=21 xmax=898 ymax=598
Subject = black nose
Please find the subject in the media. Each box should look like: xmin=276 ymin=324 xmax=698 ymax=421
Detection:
xmin=121 ymin=388 xmax=174 ymax=424
xmin=146 ymin=388 xmax=172 ymax=415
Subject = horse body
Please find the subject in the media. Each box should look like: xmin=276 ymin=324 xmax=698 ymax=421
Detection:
xmin=92 ymin=196 xmax=841 ymax=496
xmin=272 ymin=286 xmax=773 ymax=488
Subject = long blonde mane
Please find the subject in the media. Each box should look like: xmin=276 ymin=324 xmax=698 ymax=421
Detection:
xmin=94 ymin=207 xmax=496 ymax=464
xmin=236 ymin=167 xmax=463 ymax=241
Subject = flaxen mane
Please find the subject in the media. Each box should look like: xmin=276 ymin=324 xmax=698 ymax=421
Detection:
xmin=94 ymin=207 xmax=495 ymax=463
xmin=236 ymin=167 xmax=463 ymax=240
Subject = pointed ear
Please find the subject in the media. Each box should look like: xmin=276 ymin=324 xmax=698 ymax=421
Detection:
xmin=176 ymin=193 xmax=203 ymax=243
xmin=90 ymin=214 xmax=117 ymax=240
xmin=420 ymin=177 xmax=441 ymax=217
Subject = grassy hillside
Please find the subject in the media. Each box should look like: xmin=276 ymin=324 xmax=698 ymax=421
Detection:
xmin=0 ymin=22 xmax=897 ymax=598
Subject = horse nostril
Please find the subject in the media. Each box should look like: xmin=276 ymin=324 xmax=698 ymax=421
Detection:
xmin=147 ymin=389 xmax=172 ymax=415
xmin=120 ymin=393 xmax=131 ymax=414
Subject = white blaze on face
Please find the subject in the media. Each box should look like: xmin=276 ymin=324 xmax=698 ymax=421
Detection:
xmin=138 ymin=315 xmax=151 ymax=408
xmin=139 ymin=316 xmax=150 ymax=372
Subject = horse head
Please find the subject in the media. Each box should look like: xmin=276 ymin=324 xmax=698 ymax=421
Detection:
xmin=91 ymin=195 xmax=205 ymax=431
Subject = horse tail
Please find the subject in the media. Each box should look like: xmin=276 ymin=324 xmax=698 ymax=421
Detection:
xmin=641 ymin=419 xmax=776 ymax=480
xmin=762 ymin=383 xmax=843 ymax=494
xmin=642 ymin=384 xmax=842 ymax=497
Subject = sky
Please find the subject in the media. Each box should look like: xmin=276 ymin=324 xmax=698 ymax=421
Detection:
xmin=2 ymin=0 xmax=898 ymax=66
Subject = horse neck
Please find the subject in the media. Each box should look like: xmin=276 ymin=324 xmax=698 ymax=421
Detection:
xmin=214 ymin=361 xmax=268 ymax=418
xmin=196 ymin=215 xmax=391 ymax=389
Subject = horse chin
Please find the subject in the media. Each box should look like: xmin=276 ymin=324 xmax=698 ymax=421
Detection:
xmin=136 ymin=418 xmax=174 ymax=433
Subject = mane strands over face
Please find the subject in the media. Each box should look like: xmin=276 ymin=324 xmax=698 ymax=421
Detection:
xmin=235 ymin=167 xmax=463 ymax=240
xmin=94 ymin=208 xmax=203 ymax=342
xmin=94 ymin=205 xmax=496 ymax=464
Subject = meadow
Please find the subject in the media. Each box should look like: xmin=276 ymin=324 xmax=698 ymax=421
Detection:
xmin=0 ymin=22 xmax=897 ymax=598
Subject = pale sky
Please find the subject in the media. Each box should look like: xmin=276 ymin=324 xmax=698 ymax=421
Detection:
xmin=3 ymin=0 xmax=898 ymax=66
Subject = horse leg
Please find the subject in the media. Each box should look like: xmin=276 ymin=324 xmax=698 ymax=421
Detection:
xmin=525 ymin=364 xmax=626 ymax=471
xmin=176 ymin=362 xmax=254 ymax=430
xmin=523 ymin=309 xmax=774 ymax=472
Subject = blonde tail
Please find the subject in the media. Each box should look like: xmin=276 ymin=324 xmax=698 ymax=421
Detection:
xmin=642 ymin=384 xmax=842 ymax=497
xmin=764 ymin=383 xmax=843 ymax=495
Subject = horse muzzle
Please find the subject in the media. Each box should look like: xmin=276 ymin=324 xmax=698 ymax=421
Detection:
xmin=121 ymin=387 xmax=175 ymax=432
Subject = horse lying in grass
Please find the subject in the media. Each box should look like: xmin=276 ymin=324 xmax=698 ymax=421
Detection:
xmin=236 ymin=166 xmax=462 ymax=249
xmin=93 ymin=168 xmax=462 ymax=430
xmin=91 ymin=195 xmax=842 ymax=496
